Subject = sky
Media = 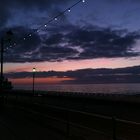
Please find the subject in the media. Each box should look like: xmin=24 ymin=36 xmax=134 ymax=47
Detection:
xmin=1 ymin=0 xmax=140 ymax=85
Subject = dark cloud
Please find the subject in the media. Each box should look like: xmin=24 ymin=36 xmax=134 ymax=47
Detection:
xmin=45 ymin=33 xmax=63 ymax=45
xmin=1 ymin=24 xmax=140 ymax=63
xmin=0 ymin=8 xmax=11 ymax=27
xmin=39 ymin=45 xmax=78 ymax=62
xmin=4 ymin=26 xmax=41 ymax=62
xmin=67 ymin=27 xmax=140 ymax=59
xmin=0 ymin=0 xmax=73 ymax=28
xmin=2 ymin=26 xmax=78 ymax=62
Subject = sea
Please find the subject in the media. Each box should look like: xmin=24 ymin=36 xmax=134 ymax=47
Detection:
xmin=14 ymin=83 xmax=140 ymax=94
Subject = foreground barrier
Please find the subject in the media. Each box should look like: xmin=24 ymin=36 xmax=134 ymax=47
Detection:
xmin=1 ymin=90 xmax=140 ymax=140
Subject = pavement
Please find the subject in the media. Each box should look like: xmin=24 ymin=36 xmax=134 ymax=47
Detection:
xmin=0 ymin=106 xmax=66 ymax=140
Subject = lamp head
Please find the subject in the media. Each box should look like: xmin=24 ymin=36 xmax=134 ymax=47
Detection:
xmin=32 ymin=68 xmax=36 ymax=72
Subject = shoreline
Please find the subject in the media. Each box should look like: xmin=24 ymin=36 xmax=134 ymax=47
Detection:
xmin=2 ymin=89 xmax=140 ymax=103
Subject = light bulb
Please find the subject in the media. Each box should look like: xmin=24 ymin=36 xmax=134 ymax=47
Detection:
xmin=32 ymin=68 xmax=36 ymax=72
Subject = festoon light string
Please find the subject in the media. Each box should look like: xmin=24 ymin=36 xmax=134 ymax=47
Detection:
xmin=5 ymin=0 xmax=86 ymax=51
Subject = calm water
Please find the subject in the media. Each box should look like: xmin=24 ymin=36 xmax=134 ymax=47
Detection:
xmin=14 ymin=83 xmax=140 ymax=94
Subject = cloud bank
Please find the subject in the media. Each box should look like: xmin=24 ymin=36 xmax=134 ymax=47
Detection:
xmin=2 ymin=25 xmax=140 ymax=63
xmin=5 ymin=65 xmax=140 ymax=84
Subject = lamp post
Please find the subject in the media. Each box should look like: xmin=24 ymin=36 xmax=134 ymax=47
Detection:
xmin=0 ymin=30 xmax=13 ymax=89
xmin=0 ymin=38 xmax=4 ymax=86
xmin=32 ymin=68 xmax=36 ymax=96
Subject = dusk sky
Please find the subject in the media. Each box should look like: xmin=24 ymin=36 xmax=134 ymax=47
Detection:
xmin=1 ymin=0 xmax=140 ymax=85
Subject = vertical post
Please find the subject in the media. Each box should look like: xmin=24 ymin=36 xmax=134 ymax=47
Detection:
xmin=66 ymin=110 xmax=70 ymax=138
xmin=0 ymin=31 xmax=13 ymax=89
xmin=0 ymin=38 xmax=4 ymax=87
xmin=112 ymin=116 xmax=117 ymax=140
xmin=33 ymin=71 xmax=35 ymax=96
xmin=32 ymin=68 xmax=36 ymax=96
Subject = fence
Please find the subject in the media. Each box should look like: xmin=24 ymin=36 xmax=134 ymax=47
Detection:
xmin=1 ymin=91 xmax=140 ymax=140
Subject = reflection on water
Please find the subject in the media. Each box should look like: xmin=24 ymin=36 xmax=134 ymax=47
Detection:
xmin=14 ymin=83 xmax=140 ymax=94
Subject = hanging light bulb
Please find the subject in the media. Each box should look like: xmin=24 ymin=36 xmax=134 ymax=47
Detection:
xmin=68 ymin=9 xmax=71 ymax=12
xmin=44 ymin=24 xmax=47 ymax=27
xmin=82 ymin=0 xmax=85 ymax=2
xmin=55 ymin=17 xmax=57 ymax=21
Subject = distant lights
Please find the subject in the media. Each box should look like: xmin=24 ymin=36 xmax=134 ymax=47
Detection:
xmin=82 ymin=0 xmax=85 ymax=2
xmin=54 ymin=17 xmax=58 ymax=21
xmin=36 ymin=30 xmax=39 ymax=32
xmin=68 ymin=9 xmax=71 ymax=12
xmin=44 ymin=24 xmax=47 ymax=27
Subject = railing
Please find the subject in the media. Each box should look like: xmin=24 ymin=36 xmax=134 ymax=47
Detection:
xmin=1 ymin=91 xmax=140 ymax=140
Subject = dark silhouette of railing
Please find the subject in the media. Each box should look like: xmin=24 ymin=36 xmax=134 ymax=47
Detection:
xmin=1 ymin=91 xmax=140 ymax=140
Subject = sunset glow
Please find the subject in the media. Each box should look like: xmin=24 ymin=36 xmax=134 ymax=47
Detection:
xmin=1 ymin=0 xmax=140 ymax=87
xmin=4 ymin=57 xmax=140 ymax=73
xmin=10 ymin=77 xmax=75 ymax=85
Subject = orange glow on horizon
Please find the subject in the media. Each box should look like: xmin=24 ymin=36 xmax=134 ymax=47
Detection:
xmin=10 ymin=77 xmax=75 ymax=85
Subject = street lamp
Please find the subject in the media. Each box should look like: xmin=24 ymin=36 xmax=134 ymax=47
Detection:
xmin=32 ymin=68 xmax=36 ymax=96
xmin=0 ymin=30 xmax=13 ymax=89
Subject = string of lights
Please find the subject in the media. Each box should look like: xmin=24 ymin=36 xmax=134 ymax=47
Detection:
xmin=36 ymin=0 xmax=85 ymax=33
xmin=5 ymin=0 xmax=86 ymax=51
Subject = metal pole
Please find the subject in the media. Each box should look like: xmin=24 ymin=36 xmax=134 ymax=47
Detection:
xmin=112 ymin=117 xmax=117 ymax=140
xmin=0 ymin=38 xmax=4 ymax=87
xmin=66 ymin=110 xmax=70 ymax=138
xmin=33 ymin=72 xmax=35 ymax=96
